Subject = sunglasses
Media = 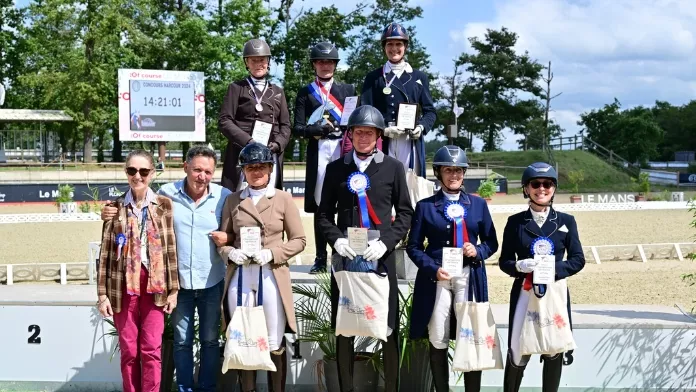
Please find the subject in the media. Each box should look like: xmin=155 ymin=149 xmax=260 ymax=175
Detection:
xmin=529 ymin=180 xmax=555 ymax=189
xmin=126 ymin=167 xmax=152 ymax=177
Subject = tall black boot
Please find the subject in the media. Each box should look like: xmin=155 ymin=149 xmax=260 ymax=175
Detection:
xmin=464 ymin=370 xmax=482 ymax=392
xmin=239 ymin=370 xmax=256 ymax=392
xmin=541 ymin=354 xmax=563 ymax=392
xmin=336 ymin=336 xmax=355 ymax=392
xmin=503 ymin=352 xmax=526 ymax=392
xmin=310 ymin=214 xmax=328 ymax=274
xmin=429 ymin=343 xmax=449 ymax=392
xmin=267 ymin=342 xmax=287 ymax=392
xmin=382 ymin=329 xmax=400 ymax=392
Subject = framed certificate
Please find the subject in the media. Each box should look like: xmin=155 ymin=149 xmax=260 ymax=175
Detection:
xmin=441 ymin=247 xmax=463 ymax=277
xmin=347 ymin=227 xmax=368 ymax=255
xmin=396 ymin=103 xmax=418 ymax=130
xmin=251 ymin=120 xmax=273 ymax=146
xmin=533 ymin=254 xmax=555 ymax=285
xmin=240 ymin=226 xmax=261 ymax=254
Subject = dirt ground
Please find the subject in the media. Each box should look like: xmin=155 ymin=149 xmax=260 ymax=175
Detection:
xmin=2 ymin=202 xmax=696 ymax=306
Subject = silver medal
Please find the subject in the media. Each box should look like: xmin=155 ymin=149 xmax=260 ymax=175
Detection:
xmin=255 ymin=103 xmax=263 ymax=112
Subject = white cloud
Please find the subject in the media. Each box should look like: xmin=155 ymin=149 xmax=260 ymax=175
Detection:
xmin=448 ymin=0 xmax=696 ymax=147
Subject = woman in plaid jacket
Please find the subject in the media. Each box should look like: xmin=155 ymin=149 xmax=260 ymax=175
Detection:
xmin=97 ymin=149 xmax=179 ymax=392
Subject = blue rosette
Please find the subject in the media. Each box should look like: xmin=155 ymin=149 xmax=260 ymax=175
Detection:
xmin=347 ymin=172 xmax=371 ymax=228
xmin=444 ymin=201 xmax=467 ymax=247
xmin=530 ymin=236 xmax=554 ymax=256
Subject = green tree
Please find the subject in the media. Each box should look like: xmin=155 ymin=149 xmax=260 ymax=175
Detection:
xmin=0 ymin=0 xmax=23 ymax=101
xmin=456 ymin=27 xmax=544 ymax=151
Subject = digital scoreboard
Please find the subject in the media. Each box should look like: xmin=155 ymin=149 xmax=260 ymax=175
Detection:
xmin=118 ymin=69 xmax=205 ymax=141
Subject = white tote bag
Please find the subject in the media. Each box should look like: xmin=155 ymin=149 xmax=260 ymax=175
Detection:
xmin=221 ymin=267 xmax=276 ymax=373
xmin=452 ymin=275 xmax=503 ymax=372
xmin=406 ymin=170 xmax=435 ymax=209
xmin=520 ymin=279 xmax=577 ymax=356
xmin=334 ymin=266 xmax=390 ymax=341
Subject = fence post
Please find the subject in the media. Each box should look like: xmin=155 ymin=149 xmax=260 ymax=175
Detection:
xmin=7 ymin=265 xmax=13 ymax=285
xmin=590 ymin=247 xmax=601 ymax=264
xmin=637 ymin=245 xmax=648 ymax=263
xmin=674 ymin=243 xmax=684 ymax=261
xmin=60 ymin=263 xmax=67 ymax=285
xmin=610 ymin=150 xmax=614 ymax=165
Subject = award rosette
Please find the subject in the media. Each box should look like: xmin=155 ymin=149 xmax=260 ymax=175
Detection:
xmin=116 ymin=233 xmax=127 ymax=259
xmin=530 ymin=237 xmax=554 ymax=256
xmin=348 ymin=172 xmax=381 ymax=228
xmin=444 ymin=201 xmax=468 ymax=247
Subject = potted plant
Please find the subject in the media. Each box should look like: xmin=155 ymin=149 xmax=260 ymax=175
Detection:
xmin=476 ymin=175 xmax=498 ymax=203
xmin=634 ymin=172 xmax=650 ymax=201
xmin=293 ymin=272 xmax=380 ymax=391
xmin=55 ymin=184 xmax=76 ymax=213
xmin=567 ymin=170 xmax=584 ymax=203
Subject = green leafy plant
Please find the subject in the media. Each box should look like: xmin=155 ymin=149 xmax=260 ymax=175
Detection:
xmin=83 ymin=184 xmax=103 ymax=213
xmin=79 ymin=202 xmax=91 ymax=213
xmin=633 ymin=172 xmax=650 ymax=195
xmin=54 ymin=184 xmax=75 ymax=206
xmin=476 ymin=175 xmax=499 ymax=199
xmin=567 ymin=169 xmax=585 ymax=195
xmin=682 ymin=198 xmax=696 ymax=313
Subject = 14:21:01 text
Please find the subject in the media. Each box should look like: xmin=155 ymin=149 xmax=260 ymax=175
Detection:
xmin=143 ymin=97 xmax=183 ymax=107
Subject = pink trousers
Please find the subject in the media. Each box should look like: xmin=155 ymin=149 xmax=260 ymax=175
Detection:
xmin=114 ymin=268 xmax=165 ymax=392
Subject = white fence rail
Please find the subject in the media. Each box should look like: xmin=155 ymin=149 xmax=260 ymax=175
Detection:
xmin=641 ymin=169 xmax=679 ymax=185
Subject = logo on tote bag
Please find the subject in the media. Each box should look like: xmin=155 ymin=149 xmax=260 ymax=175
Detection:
xmin=339 ymin=296 xmax=378 ymax=320
xmin=230 ymin=329 xmax=269 ymax=351
xmin=459 ymin=328 xmax=497 ymax=349
xmin=526 ymin=311 xmax=567 ymax=329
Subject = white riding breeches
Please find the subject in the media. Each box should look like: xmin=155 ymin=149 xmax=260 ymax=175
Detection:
xmin=428 ymin=267 xmax=472 ymax=349
xmin=314 ymin=138 xmax=342 ymax=206
xmin=227 ymin=263 xmax=286 ymax=351
xmin=388 ymin=134 xmax=419 ymax=174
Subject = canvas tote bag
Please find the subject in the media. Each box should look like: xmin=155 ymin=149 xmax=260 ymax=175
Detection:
xmin=334 ymin=263 xmax=390 ymax=342
xmin=520 ymin=278 xmax=577 ymax=356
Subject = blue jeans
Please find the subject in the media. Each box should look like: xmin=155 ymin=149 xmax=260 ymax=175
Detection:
xmin=173 ymin=280 xmax=225 ymax=392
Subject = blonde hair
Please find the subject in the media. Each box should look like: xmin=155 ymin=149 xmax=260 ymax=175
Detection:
xmin=125 ymin=149 xmax=154 ymax=168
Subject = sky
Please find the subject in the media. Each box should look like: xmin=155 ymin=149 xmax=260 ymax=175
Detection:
xmin=15 ymin=0 xmax=696 ymax=151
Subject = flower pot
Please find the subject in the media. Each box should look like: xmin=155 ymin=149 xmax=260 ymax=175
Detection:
xmin=636 ymin=194 xmax=646 ymax=202
xmin=59 ymin=202 xmax=77 ymax=214
xmin=484 ymin=197 xmax=492 ymax=204
xmin=394 ymin=248 xmax=418 ymax=280
xmin=161 ymin=339 xmax=175 ymax=392
xmin=570 ymin=195 xmax=582 ymax=203
xmin=322 ymin=353 xmax=378 ymax=392
xmin=399 ymin=343 xmax=433 ymax=392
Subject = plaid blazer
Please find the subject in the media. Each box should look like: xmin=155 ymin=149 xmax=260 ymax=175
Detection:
xmin=97 ymin=194 xmax=179 ymax=314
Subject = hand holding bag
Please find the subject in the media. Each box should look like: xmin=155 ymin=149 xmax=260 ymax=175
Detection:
xmin=333 ymin=262 xmax=390 ymax=341
xmin=520 ymin=278 xmax=577 ymax=356
xmin=221 ymin=266 xmax=276 ymax=373
xmin=452 ymin=270 xmax=504 ymax=372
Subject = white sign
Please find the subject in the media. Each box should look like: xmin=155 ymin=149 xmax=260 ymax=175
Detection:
xmin=347 ymin=227 xmax=368 ymax=256
xmin=240 ymin=227 xmax=261 ymax=254
xmin=118 ymin=69 xmax=205 ymax=142
xmin=251 ymin=120 xmax=273 ymax=146
xmin=533 ymin=254 xmax=555 ymax=285
xmin=581 ymin=194 xmax=636 ymax=203
xmin=339 ymin=96 xmax=359 ymax=126
xmin=441 ymin=247 xmax=464 ymax=277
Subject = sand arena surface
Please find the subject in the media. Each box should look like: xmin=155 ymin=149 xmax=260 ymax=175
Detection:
xmin=1 ymin=200 xmax=696 ymax=307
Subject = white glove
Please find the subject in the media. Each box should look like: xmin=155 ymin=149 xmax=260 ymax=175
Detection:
xmin=409 ymin=125 xmax=423 ymax=140
xmin=363 ymin=240 xmax=387 ymax=262
xmin=255 ymin=249 xmax=273 ymax=266
xmin=383 ymin=126 xmax=403 ymax=139
xmin=333 ymin=238 xmax=357 ymax=260
xmin=516 ymin=258 xmax=538 ymax=273
xmin=229 ymin=248 xmax=253 ymax=266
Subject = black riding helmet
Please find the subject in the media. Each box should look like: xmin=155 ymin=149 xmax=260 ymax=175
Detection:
xmin=381 ymin=22 xmax=410 ymax=46
xmin=242 ymin=38 xmax=271 ymax=58
xmin=522 ymin=162 xmax=558 ymax=204
xmin=310 ymin=42 xmax=339 ymax=62
xmin=432 ymin=145 xmax=468 ymax=180
xmin=239 ymin=142 xmax=274 ymax=166
xmin=347 ymin=105 xmax=386 ymax=132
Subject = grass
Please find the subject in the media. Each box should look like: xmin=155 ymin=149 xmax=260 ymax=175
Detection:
xmin=467 ymin=150 xmax=636 ymax=192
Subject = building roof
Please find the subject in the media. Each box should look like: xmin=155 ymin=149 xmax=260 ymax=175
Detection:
xmin=0 ymin=109 xmax=73 ymax=122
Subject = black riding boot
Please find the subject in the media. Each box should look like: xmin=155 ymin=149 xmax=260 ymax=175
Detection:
xmin=267 ymin=342 xmax=287 ymax=392
xmin=429 ymin=343 xmax=449 ymax=392
xmin=309 ymin=214 xmax=327 ymax=274
xmin=239 ymin=370 xmax=256 ymax=392
xmin=541 ymin=354 xmax=563 ymax=392
xmin=336 ymin=336 xmax=355 ymax=392
xmin=382 ymin=328 xmax=400 ymax=392
xmin=464 ymin=370 xmax=482 ymax=392
xmin=503 ymin=352 xmax=526 ymax=392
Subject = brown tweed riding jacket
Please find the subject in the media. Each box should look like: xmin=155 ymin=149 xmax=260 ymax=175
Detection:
xmin=97 ymin=195 xmax=179 ymax=314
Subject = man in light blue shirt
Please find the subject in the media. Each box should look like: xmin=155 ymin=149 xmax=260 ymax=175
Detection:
xmin=102 ymin=146 xmax=231 ymax=392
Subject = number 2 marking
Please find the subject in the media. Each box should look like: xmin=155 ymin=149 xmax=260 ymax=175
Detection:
xmin=28 ymin=325 xmax=41 ymax=344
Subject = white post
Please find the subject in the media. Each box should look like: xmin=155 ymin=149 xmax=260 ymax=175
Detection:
xmin=590 ymin=246 xmax=601 ymax=264
xmin=295 ymin=255 xmax=301 ymax=265
xmin=60 ymin=263 xmax=67 ymax=285
xmin=675 ymin=243 xmax=684 ymax=261
xmin=637 ymin=245 xmax=648 ymax=263
xmin=7 ymin=264 xmax=13 ymax=285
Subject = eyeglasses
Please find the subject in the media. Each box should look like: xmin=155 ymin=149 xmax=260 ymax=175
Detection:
xmin=126 ymin=167 xmax=152 ymax=177
xmin=529 ymin=180 xmax=555 ymax=189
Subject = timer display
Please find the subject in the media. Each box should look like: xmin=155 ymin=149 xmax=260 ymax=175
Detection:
xmin=129 ymin=80 xmax=195 ymax=132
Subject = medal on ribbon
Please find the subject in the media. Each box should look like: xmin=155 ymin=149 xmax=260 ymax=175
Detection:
xmin=347 ymin=172 xmax=381 ymax=228
xmin=116 ymin=233 xmax=126 ymax=259
xmin=531 ymin=237 xmax=554 ymax=256
xmin=444 ymin=201 xmax=468 ymax=247
xmin=246 ymin=77 xmax=266 ymax=112
xmin=382 ymin=65 xmax=397 ymax=95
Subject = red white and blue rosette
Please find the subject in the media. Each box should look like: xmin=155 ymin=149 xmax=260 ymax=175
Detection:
xmin=348 ymin=172 xmax=381 ymax=228
xmin=116 ymin=233 xmax=127 ymax=259
xmin=444 ymin=201 xmax=468 ymax=247
xmin=530 ymin=236 xmax=554 ymax=256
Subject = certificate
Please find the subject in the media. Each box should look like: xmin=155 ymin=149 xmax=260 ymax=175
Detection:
xmin=240 ymin=226 xmax=261 ymax=254
xmin=396 ymin=103 xmax=418 ymax=130
xmin=533 ymin=254 xmax=555 ymax=285
xmin=339 ymin=96 xmax=359 ymax=126
xmin=347 ymin=227 xmax=368 ymax=256
xmin=251 ymin=120 xmax=273 ymax=146
xmin=441 ymin=247 xmax=463 ymax=277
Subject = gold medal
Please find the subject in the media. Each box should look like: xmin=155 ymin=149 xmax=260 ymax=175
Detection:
xmin=383 ymin=87 xmax=392 ymax=95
